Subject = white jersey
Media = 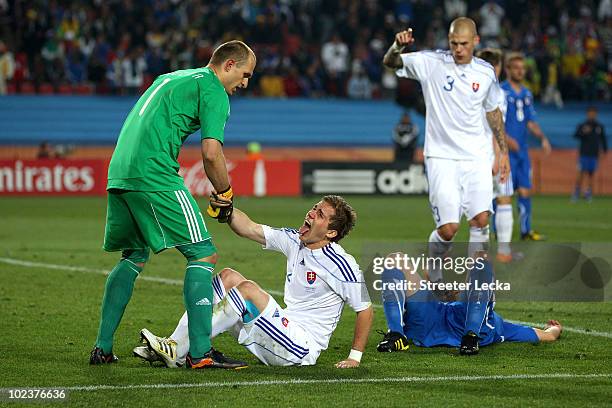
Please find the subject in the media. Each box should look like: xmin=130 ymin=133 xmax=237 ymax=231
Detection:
xmin=396 ymin=50 xmax=503 ymax=160
xmin=262 ymin=225 xmax=371 ymax=354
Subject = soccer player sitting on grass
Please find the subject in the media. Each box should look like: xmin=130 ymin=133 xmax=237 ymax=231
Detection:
xmin=376 ymin=254 xmax=562 ymax=355
xmin=134 ymin=195 xmax=373 ymax=368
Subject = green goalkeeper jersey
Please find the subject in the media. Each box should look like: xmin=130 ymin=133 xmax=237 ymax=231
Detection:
xmin=107 ymin=67 xmax=230 ymax=191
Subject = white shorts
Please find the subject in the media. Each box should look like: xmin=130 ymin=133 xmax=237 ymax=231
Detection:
xmin=237 ymin=297 xmax=319 ymax=366
xmin=425 ymin=157 xmax=493 ymax=227
xmin=493 ymin=170 xmax=514 ymax=198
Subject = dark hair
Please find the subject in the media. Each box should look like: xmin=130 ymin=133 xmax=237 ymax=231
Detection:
xmin=209 ymin=40 xmax=254 ymax=66
xmin=476 ymin=48 xmax=502 ymax=66
xmin=323 ymin=195 xmax=356 ymax=242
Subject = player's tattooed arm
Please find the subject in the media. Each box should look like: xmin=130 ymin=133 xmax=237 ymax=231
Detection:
xmin=486 ymin=107 xmax=511 ymax=182
xmin=486 ymin=108 xmax=508 ymax=154
xmin=383 ymin=29 xmax=415 ymax=69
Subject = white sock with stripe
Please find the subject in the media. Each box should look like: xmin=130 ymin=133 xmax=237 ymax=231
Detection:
xmin=495 ymin=205 xmax=513 ymax=255
xmin=211 ymin=274 xmax=227 ymax=305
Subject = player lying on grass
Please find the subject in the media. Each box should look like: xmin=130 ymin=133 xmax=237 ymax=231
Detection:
xmin=134 ymin=195 xmax=373 ymax=368
xmin=376 ymin=254 xmax=562 ymax=355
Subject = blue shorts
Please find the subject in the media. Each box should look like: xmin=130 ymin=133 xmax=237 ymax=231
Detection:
xmin=510 ymin=151 xmax=531 ymax=190
xmin=579 ymin=156 xmax=598 ymax=174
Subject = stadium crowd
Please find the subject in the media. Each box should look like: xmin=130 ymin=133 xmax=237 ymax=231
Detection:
xmin=0 ymin=0 xmax=610 ymax=101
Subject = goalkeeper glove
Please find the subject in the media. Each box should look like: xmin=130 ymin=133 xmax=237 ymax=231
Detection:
xmin=206 ymin=186 xmax=234 ymax=223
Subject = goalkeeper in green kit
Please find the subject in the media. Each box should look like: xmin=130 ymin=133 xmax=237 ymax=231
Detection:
xmin=90 ymin=40 xmax=256 ymax=369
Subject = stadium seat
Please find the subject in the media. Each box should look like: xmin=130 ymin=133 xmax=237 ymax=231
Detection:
xmin=38 ymin=83 xmax=54 ymax=95
xmin=57 ymin=83 xmax=73 ymax=95
xmin=74 ymin=83 xmax=94 ymax=95
xmin=19 ymin=82 xmax=36 ymax=94
xmin=6 ymin=82 xmax=16 ymax=94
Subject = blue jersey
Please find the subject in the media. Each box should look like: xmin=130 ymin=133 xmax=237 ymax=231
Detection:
xmin=501 ymin=81 xmax=537 ymax=154
xmin=403 ymin=290 xmax=538 ymax=347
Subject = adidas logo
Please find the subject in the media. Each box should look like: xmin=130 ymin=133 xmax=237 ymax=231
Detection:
xmin=196 ymin=297 xmax=211 ymax=306
xmin=299 ymin=259 xmax=305 ymax=266
xmin=272 ymin=309 xmax=280 ymax=318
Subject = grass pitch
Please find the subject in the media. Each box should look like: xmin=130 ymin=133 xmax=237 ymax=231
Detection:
xmin=0 ymin=195 xmax=611 ymax=407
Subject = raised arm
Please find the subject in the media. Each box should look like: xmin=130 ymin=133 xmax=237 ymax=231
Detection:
xmin=383 ymin=29 xmax=414 ymax=69
xmin=228 ymin=208 xmax=265 ymax=245
xmin=335 ymin=305 xmax=373 ymax=369
xmin=486 ymin=107 xmax=510 ymax=182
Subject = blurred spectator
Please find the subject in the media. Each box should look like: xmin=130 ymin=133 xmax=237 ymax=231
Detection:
xmin=260 ymin=68 xmax=285 ymax=97
xmin=393 ymin=112 xmax=419 ymax=164
xmin=37 ymin=141 xmax=54 ymax=159
xmin=4 ymin=0 xmax=611 ymax=102
xmin=347 ymin=63 xmax=372 ymax=99
xmin=444 ymin=0 xmax=468 ymax=21
xmin=121 ymin=48 xmax=147 ymax=95
xmin=0 ymin=40 xmax=15 ymax=94
xmin=321 ymin=33 xmax=349 ymax=96
xmin=479 ymin=1 xmax=505 ymax=42
xmin=572 ymin=106 xmax=607 ymax=202
xmin=246 ymin=142 xmax=264 ymax=161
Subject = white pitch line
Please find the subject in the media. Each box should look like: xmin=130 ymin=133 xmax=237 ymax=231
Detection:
xmin=0 ymin=257 xmax=285 ymax=296
xmin=1 ymin=257 xmax=611 ymax=338
xmin=60 ymin=373 xmax=612 ymax=392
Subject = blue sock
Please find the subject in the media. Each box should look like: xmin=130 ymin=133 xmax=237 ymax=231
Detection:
xmin=464 ymin=261 xmax=494 ymax=336
xmin=518 ymin=196 xmax=531 ymax=235
xmin=243 ymin=300 xmax=260 ymax=323
xmin=381 ymin=268 xmax=406 ymax=334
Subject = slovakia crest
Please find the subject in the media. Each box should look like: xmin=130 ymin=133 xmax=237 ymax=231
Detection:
xmin=472 ymin=82 xmax=480 ymax=92
xmin=282 ymin=317 xmax=289 ymax=327
xmin=306 ymin=271 xmax=317 ymax=285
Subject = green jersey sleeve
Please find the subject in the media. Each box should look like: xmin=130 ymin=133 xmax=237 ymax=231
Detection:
xmin=199 ymin=83 xmax=230 ymax=144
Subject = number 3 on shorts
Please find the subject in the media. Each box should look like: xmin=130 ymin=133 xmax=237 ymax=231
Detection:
xmin=431 ymin=205 xmax=441 ymax=223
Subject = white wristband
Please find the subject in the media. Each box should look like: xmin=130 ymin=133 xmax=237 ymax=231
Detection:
xmin=348 ymin=349 xmax=363 ymax=362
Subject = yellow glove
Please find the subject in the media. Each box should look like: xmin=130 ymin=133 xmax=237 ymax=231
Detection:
xmin=206 ymin=186 xmax=234 ymax=223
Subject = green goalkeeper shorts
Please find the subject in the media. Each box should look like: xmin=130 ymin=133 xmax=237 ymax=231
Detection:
xmin=103 ymin=189 xmax=215 ymax=255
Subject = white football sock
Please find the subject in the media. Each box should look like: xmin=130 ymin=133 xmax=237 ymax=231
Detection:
xmin=170 ymin=311 xmax=190 ymax=360
xmin=211 ymin=296 xmax=242 ymax=338
xmin=212 ymin=274 xmax=227 ymax=305
xmin=428 ymin=229 xmax=452 ymax=282
xmin=468 ymin=225 xmax=490 ymax=259
xmin=495 ymin=204 xmax=513 ymax=255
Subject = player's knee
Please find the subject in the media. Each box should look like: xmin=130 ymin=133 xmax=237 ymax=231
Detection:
xmin=470 ymin=212 xmax=489 ymax=228
xmin=438 ymin=224 xmax=458 ymax=241
xmin=236 ymin=280 xmax=263 ymax=299
xmin=219 ymin=267 xmax=246 ymax=288
xmin=496 ymin=196 xmax=512 ymax=205
xmin=121 ymin=249 xmax=150 ymax=268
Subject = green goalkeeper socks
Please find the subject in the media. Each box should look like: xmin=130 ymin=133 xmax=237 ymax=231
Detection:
xmin=184 ymin=261 xmax=215 ymax=358
xmin=95 ymin=259 xmax=141 ymax=353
